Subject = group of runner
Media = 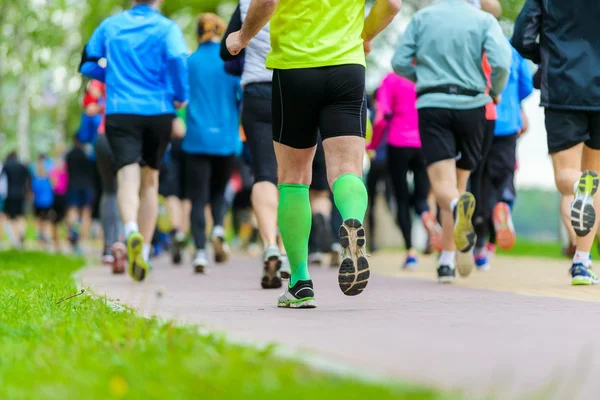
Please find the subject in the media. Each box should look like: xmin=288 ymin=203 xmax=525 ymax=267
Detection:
xmin=2 ymin=0 xmax=596 ymax=308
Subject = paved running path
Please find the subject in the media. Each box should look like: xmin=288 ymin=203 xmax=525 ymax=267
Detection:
xmin=79 ymin=253 xmax=600 ymax=400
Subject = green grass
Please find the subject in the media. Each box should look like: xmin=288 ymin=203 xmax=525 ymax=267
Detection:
xmin=0 ymin=251 xmax=450 ymax=400
xmin=496 ymin=239 xmax=566 ymax=260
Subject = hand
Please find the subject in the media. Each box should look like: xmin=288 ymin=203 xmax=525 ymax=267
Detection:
xmin=172 ymin=118 xmax=186 ymax=139
xmin=363 ymin=40 xmax=372 ymax=56
xmin=173 ymin=101 xmax=188 ymax=110
xmin=226 ymin=31 xmax=248 ymax=56
xmin=492 ymin=95 xmax=502 ymax=105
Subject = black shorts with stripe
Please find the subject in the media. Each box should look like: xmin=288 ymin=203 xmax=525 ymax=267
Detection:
xmin=272 ymin=64 xmax=367 ymax=149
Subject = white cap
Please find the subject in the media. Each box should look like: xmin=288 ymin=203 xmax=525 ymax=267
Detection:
xmin=466 ymin=0 xmax=481 ymax=8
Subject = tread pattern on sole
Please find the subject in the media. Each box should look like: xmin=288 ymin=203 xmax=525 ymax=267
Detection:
xmin=454 ymin=193 xmax=477 ymax=253
xmin=338 ymin=219 xmax=370 ymax=296
xmin=572 ymin=171 xmax=599 ymax=237
xmin=261 ymin=257 xmax=282 ymax=289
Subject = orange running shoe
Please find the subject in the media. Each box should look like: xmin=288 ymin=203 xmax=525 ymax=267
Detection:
xmin=421 ymin=211 xmax=443 ymax=252
xmin=492 ymin=202 xmax=516 ymax=250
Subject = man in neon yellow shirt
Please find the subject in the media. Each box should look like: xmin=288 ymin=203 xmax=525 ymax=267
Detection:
xmin=227 ymin=0 xmax=401 ymax=308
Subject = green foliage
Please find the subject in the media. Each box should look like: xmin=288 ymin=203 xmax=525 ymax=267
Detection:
xmin=500 ymin=0 xmax=526 ymax=22
xmin=0 ymin=251 xmax=448 ymax=399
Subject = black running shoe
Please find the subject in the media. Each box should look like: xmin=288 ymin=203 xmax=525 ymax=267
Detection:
xmin=277 ymin=280 xmax=317 ymax=308
xmin=437 ymin=265 xmax=456 ymax=284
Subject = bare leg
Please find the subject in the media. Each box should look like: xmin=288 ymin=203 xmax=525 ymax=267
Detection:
xmin=251 ymin=181 xmax=279 ymax=248
xmin=138 ymin=167 xmax=159 ymax=245
xmin=166 ymin=196 xmax=182 ymax=232
xmin=117 ymin=163 xmax=141 ymax=227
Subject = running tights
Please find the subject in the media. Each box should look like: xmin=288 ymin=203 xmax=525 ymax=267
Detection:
xmin=386 ymin=146 xmax=430 ymax=250
xmin=186 ymin=154 xmax=234 ymax=250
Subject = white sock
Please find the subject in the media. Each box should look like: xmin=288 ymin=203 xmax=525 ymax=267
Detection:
xmin=450 ymin=198 xmax=459 ymax=213
xmin=124 ymin=221 xmax=139 ymax=237
xmin=573 ymin=180 xmax=579 ymax=195
xmin=574 ymin=250 xmax=591 ymax=267
xmin=212 ymin=225 xmax=225 ymax=238
xmin=439 ymin=251 xmax=456 ymax=267
xmin=142 ymin=244 xmax=151 ymax=262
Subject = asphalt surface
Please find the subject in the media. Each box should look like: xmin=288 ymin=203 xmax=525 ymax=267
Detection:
xmin=79 ymin=253 xmax=600 ymax=400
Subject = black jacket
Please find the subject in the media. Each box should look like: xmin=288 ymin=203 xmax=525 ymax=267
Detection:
xmin=512 ymin=0 xmax=600 ymax=111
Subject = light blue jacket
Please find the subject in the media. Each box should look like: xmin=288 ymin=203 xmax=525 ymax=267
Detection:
xmin=80 ymin=5 xmax=189 ymax=116
xmin=182 ymin=42 xmax=242 ymax=156
xmin=392 ymin=0 xmax=511 ymax=110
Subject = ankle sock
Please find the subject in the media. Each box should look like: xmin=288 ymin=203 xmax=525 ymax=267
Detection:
xmin=574 ymin=250 xmax=591 ymax=267
xmin=439 ymin=251 xmax=456 ymax=267
xmin=124 ymin=221 xmax=139 ymax=237
xmin=142 ymin=244 xmax=151 ymax=262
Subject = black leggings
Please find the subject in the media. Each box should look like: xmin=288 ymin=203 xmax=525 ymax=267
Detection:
xmin=186 ymin=153 xmax=234 ymax=250
xmin=470 ymin=119 xmax=495 ymax=248
xmin=387 ymin=146 xmax=430 ymax=250
xmin=366 ymin=160 xmax=387 ymax=242
xmin=479 ymin=133 xmax=518 ymax=247
xmin=94 ymin=135 xmax=121 ymax=249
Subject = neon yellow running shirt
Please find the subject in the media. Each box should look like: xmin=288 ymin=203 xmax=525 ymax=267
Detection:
xmin=266 ymin=0 xmax=366 ymax=70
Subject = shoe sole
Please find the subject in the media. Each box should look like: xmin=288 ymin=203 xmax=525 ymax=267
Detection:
xmin=454 ymin=193 xmax=477 ymax=253
xmin=280 ymin=270 xmax=291 ymax=280
xmin=438 ymin=275 xmax=456 ymax=284
xmin=338 ymin=219 xmax=369 ymax=296
xmin=278 ymin=298 xmax=317 ymax=309
xmin=172 ymin=241 xmax=183 ymax=265
xmin=194 ymin=264 xmax=207 ymax=274
xmin=262 ymin=256 xmax=282 ymax=289
xmin=127 ymin=233 xmax=147 ymax=282
xmin=456 ymin=251 xmax=474 ymax=278
xmin=572 ymin=276 xmax=599 ymax=285
xmin=571 ymin=170 xmax=599 ymax=237
xmin=212 ymin=237 xmax=229 ymax=264
xmin=493 ymin=202 xmax=516 ymax=250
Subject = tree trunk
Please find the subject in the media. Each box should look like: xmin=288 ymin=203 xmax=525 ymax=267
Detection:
xmin=17 ymin=74 xmax=31 ymax=162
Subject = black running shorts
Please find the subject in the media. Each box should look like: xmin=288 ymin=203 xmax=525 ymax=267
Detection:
xmin=272 ymin=65 xmax=367 ymax=149
xmin=105 ymin=114 xmax=174 ymax=171
xmin=418 ymin=107 xmax=486 ymax=171
xmin=545 ymin=109 xmax=600 ymax=154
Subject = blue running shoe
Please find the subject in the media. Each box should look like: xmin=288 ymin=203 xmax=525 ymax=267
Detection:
xmin=403 ymin=255 xmax=418 ymax=270
xmin=571 ymin=263 xmax=599 ymax=285
xmin=474 ymin=253 xmax=490 ymax=271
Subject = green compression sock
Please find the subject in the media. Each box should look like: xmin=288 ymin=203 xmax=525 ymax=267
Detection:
xmin=278 ymin=184 xmax=312 ymax=286
xmin=332 ymin=174 xmax=368 ymax=224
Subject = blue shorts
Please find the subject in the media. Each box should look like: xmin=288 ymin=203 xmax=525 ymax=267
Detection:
xmin=67 ymin=188 xmax=93 ymax=208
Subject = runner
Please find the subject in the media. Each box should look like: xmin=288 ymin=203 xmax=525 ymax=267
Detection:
xmin=49 ymin=155 xmax=69 ymax=253
xmin=85 ymin=79 xmax=127 ymax=273
xmin=1 ymin=152 xmax=30 ymax=248
xmin=368 ymin=72 xmax=440 ymax=269
xmin=513 ymin=0 xmax=600 ymax=285
xmin=472 ymin=1 xmax=534 ymax=271
xmin=31 ymin=155 xmax=54 ymax=249
xmin=65 ymin=136 xmax=95 ymax=255
xmin=221 ymin=1 xmax=290 ymax=288
xmin=183 ymin=13 xmax=240 ymax=274
xmin=308 ymin=140 xmax=337 ymax=267
xmin=160 ymin=109 xmax=190 ymax=266
xmin=80 ymin=0 xmax=189 ymax=281
xmin=227 ymin=0 xmax=401 ymax=307
xmin=392 ymin=0 xmax=511 ymax=282
xmin=0 ymin=159 xmax=6 ymax=247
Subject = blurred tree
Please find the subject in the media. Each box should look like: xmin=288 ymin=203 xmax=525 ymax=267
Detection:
xmin=0 ymin=0 xmax=524 ymax=160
